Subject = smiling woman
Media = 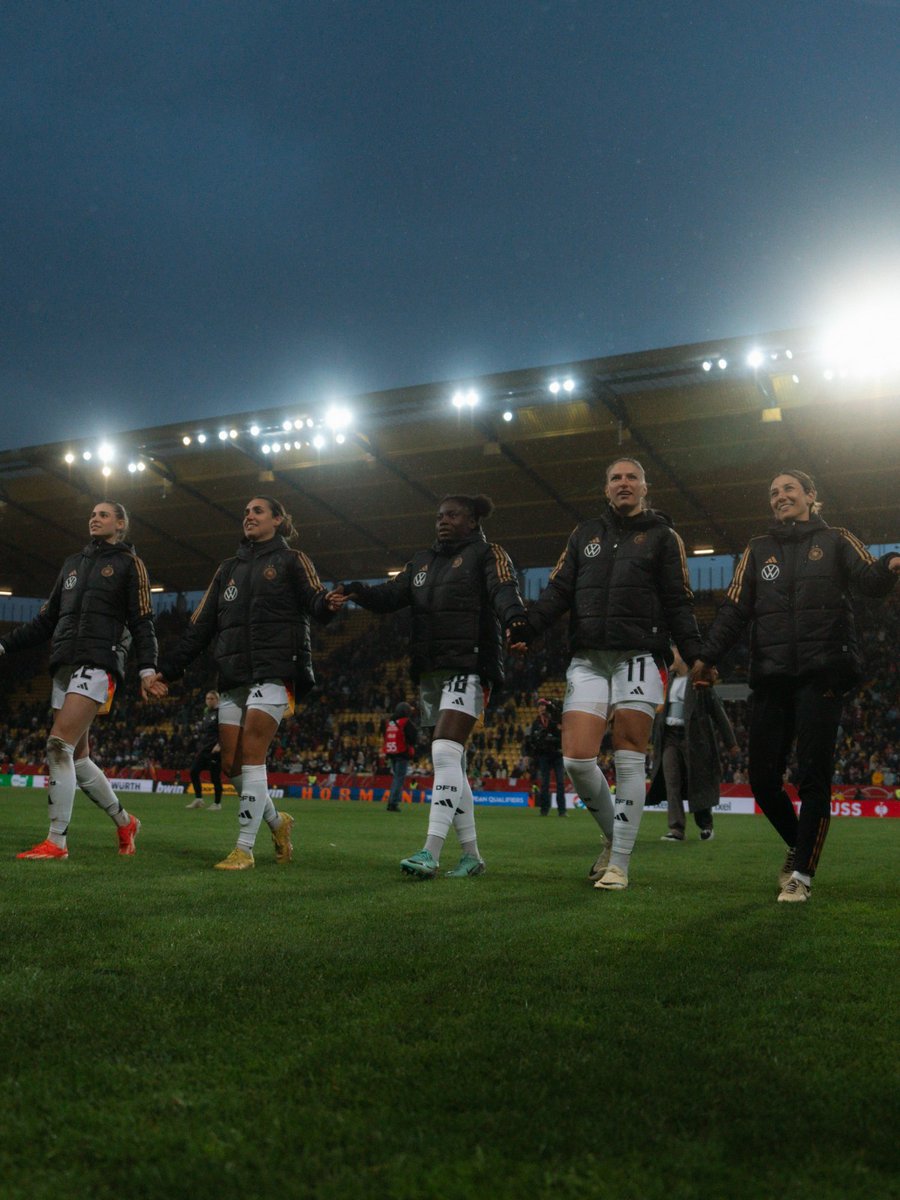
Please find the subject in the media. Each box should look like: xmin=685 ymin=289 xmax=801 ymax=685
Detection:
xmin=693 ymin=469 xmax=900 ymax=903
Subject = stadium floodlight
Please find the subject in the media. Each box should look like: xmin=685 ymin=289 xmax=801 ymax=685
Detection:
xmin=563 ymin=378 xmax=575 ymax=392
xmin=717 ymin=358 xmax=728 ymax=370
xmin=693 ymin=547 xmax=715 ymax=555
xmin=64 ymin=452 xmax=75 ymax=464
xmin=182 ymin=435 xmax=192 ymax=446
xmin=313 ymin=434 xmax=326 ymax=449
xmin=136 ymin=461 xmax=146 ymax=471
xmin=306 ymin=418 xmax=314 ymax=428
xmin=261 ymin=444 xmax=271 ymax=454
xmin=197 ymin=433 xmax=207 ymax=444
xmin=792 ymin=374 xmax=800 ymax=383
xmin=283 ymin=420 xmax=293 ymax=432
xmin=451 ymin=390 xmax=465 ymax=408
xmin=548 ymin=380 xmax=561 ymax=395
xmin=293 ymin=440 xmax=302 ymax=450
xmin=0 ymin=588 xmax=12 ymax=596
xmin=127 ymin=462 xmax=137 ymax=473
xmin=229 ymin=429 xmax=238 ymax=439
xmin=101 ymin=465 xmax=112 ymax=477
xmin=82 ymin=450 xmax=92 ymax=461
xmin=324 ymin=405 xmax=352 ymax=431
xmin=249 ymin=425 xmax=260 ymax=437
xmin=98 ymin=442 xmax=114 ymax=463
xmin=785 ymin=349 xmax=793 ymax=359
xmin=821 ymin=291 xmax=900 ymax=377
xmin=335 ymin=432 xmax=346 ymax=444
xmin=150 ymin=585 xmax=164 ymax=593
xmin=746 ymin=348 xmax=765 ymax=369
xmin=502 ymin=411 xmax=513 ymax=422
xmin=271 ymin=441 xmax=281 ymax=453
xmin=702 ymin=360 xmax=712 ymax=371
xmin=218 ymin=430 xmax=228 ymax=441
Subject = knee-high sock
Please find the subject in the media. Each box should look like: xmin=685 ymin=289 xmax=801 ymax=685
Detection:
xmin=236 ymin=764 xmax=269 ymax=852
xmin=47 ymin=736 xmax=77 ymax=845
xmin=610 ymin=749 xmax=648 ymax=868
xmin=75 ymin=757 xmax=129 ymax=827
xmin=452 ymin=750 xmax=480 ymax=859
xmin=563 ymin=756 xmax=614 ymax=841
xmin=425 ymin=739 xmax=465 ymax=859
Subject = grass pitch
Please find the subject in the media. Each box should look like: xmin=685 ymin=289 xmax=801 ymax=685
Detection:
xmin=0 ymin=789 xmax=896 ymax=1200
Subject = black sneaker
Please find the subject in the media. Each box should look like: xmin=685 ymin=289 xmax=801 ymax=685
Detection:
xmin=700 ymin=828 xmax=714 ymax=841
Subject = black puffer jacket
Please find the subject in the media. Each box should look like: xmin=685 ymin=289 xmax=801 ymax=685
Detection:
xmin=347 ymin=530 xmax=526 ymax=684
xmin=529 ymin=505 xmax=701 ymax=664
xmin=0 ymin=539 xmax=157 ymax=681
xmin=160 ymin=536 xmax=332 ymax=694
xmin=700 ymin=517 xmax=897 ymax=687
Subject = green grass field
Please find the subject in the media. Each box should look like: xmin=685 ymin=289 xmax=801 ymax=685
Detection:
xmin=0 ymin=789 xmax=896 ymax=1200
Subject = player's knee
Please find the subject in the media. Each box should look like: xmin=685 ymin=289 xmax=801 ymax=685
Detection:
xmin=46 ymin=735 xmax=75 ymax=767
xmin=431 ymin=738 xmax=464 ymax=773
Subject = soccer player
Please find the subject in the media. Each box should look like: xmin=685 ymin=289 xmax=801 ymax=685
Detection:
xmin=337 ymin=494 xmax=530 ymax=879
xmin=692 ymin=469 xmax=900 ymax=902
xmin=153 ymin=496 xmax=343 ymax=870
xmin=185 ymin=690 xmax=224 ymax=810
xmin=0 ymin=500 xmax=160 ymax=860
xmin=528 ymin=458 xmax=701 ymax=891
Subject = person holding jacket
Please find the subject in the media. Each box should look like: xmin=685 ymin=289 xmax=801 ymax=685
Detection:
xmin=382 ymin=701 xmax=419 ymax=812
xmin=528 ymin=458 xmax=701 ymax=891
xmin=338 ymin=493 xmax=530 ymax=879
xmin=648 ymin=649 xmax=738 ymax=841
xmin=0 ymin=500 xmax=159 ymax=860
xmin=524 ymin=698 xmax=567 ymax=816
xmin=692 ymin=469 xmax=900 ymax=902
xmin=154 ymin=496 xmax=341 ymax=870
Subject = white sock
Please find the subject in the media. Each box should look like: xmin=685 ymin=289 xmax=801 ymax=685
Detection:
xmin=610 ymin=749 xmax=648 ymax=871
xmin=563 ymin=756 xmax=614 ymax=841
xmin=236 ymin=764 xmax=269 ymax=852
xmin=791 ymin=870 xmax=812 ymax=887
xmin=453 ymin=751 xmax=480 ymax=860
xmin=425 ymin=739 xmax=466 ymax=860
xmin=75 ymin=757 xmax=129 ymax=826
xmin=47 ymin=736 xmax=77 ymax=846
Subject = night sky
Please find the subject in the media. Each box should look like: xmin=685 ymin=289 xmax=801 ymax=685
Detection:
xmin=3 ymin=0 xmax=899 ymax=451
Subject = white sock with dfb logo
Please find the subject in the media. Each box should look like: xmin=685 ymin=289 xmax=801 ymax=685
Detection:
xmin=424 ymin=739 xmax=465 ymax=860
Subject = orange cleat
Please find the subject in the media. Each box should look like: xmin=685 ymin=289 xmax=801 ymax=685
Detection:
xmin=17 ymin=838 xmax=69 ymax=860
xmin=117 ymin=814 xmax=141 ymax=856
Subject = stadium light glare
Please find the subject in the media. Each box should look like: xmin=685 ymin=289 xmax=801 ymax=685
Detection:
xmin=0 ymin=589 xmax=12 ymax=596
xmin=785 ymin=349 xmax=793 ymax=359
xmin=451 ymin=390 xmax=465 ymax=408
xmin=746 ymin=348 xmax=765 ymax=369
xmin=182 ymin=435 xmax=192 ymax=446
xmin=502 ymin=411 xmax=513 ymax=422
xmin=548 ymin=380 xmax=561 ymax=395
xmin=218 ymin=430 xmax=228 ymax=441
xmin=563 ymin=378 xmax=575 ymax=392
xmin=127 ymin=462 xmax=137 ymax=473
xmin=717 ymin=358 xmax=728 ymax=370
xmin=229 ymin=429 xmax=238 ymax=439
xmin=325 ymin=405 xmax=352 ymax=431
xmin=197 ymin=433 xmax=207 ymax=444
xmin=792 ymin=374 xmax=800 ymax=383
xmin=82 ymin=451 xmax=92 ymax=461
xmin=821 ymin=292 xmax=900 ymax=377
xmin=101 ymin=465 xmax=112 ymax=477
xmin=702 ymin=360 xmax=712 ymax=371
xmin=261 ymin=444 xmax=271 ymax=454
xmin=64 ymin=452 xmax=75 ymax=464
xmin=335 ymin=432 xmax=346 ymax=444
xmin=136 ymin=461 xmax=146 ymax=472
xmin=313 ymin=434 xmax=326 ymax=449
xmin=293 ymin=440 xmax=302 ymax=450
xmin=271 ymin=442 xmax=282 ymax=453
xmin=306 ymin=418 xmax=314 ymax=428
xmin=97 ymin=442 xmax=114 ymax=463
xmin=693 ymin=547 xmax=715 ymax=555
xmin=150 ymin=585 xmax=164 ymax=593
xmin=249 ymin=425 xmax=260 ymax=437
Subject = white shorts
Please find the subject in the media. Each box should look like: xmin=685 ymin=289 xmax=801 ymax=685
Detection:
xmin=51 ymin=665 xmax=116 ymax=715
xmin=218 ymin=680 xmax=296 ymax=727
xmin=563 ymin=650 xmax=665 ymax=720
xmin=418 ymin=671 xmax=488 ymax=727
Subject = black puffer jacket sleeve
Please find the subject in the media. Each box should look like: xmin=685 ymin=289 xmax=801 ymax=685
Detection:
xmin=126 ymin=551 xmax=158 ymax=672
xmin=345 ymin=568 xmax=414 ymax=614
xmin=528 ymin=529 xmax=578 ymax=636
xmin=159 ymin=566 xmax=224 ymax=682
xmin=0 ymin=574 xmax=62 ymax=654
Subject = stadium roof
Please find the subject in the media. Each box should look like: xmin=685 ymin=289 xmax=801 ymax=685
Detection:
xmin=1 ymin=327 xmax=897 ymax=596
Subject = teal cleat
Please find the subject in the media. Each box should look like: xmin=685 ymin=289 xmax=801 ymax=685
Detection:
xmin=445 ymin=854 xmax=486 ymax=878
xmin=400 ymin=849 xmax=438 ymax=879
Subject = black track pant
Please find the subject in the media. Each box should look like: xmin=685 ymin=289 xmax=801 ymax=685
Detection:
xmin=190 ymin=749 xmax=223 ymax=803
xmin=748 ymin=675 xmax=843 ymax=877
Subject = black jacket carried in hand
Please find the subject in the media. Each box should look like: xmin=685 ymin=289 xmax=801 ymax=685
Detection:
xmin=699 ymin=517 xmax=897 ymax=687
xmin=160 ymin=536 xmax=332 ymax=694
xmin=347 ymin=530 xmax=526 ymax=684
xmin=528 ymin=505 xmax=701 ymax=665
xmin=647 ymin=676 xmax=736 ymax=813
xmin=0 ymin=539 xmax=157 ymax=682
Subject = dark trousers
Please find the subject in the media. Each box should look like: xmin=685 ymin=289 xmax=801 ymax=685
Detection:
xmin=387 ymin=756 xmax=409 ymax=809
xmin=536 ymin=753 xmax=566 ymax=815
xmin=748 ymin=675 xmax=843 ymax=877
xmin=661 ymin=728 xmax=713 ymax=834
xmin=190 ymin=749 xmax=222 ymax=803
